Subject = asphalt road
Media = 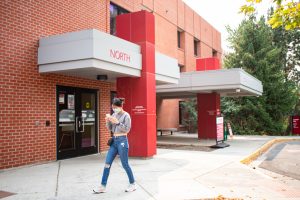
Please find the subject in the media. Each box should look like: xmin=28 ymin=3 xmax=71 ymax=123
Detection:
xmin=259 ymin=141 xmax=300 ymax=180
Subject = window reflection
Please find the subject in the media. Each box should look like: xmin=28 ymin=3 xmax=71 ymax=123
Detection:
xmin=110 ymin=3 xmax=129 ymax=35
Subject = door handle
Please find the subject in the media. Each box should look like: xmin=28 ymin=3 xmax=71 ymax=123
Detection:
xmin=75 ymin=116 xmax=79 ymax=133
xmin=81 ymin=118 xmax=85 ymax=133
xmin=76 ymin=116 xmax=85 ymax=133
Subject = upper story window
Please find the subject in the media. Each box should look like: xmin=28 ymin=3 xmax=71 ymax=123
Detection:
xmin=179 ymin=64 xmax=184 ymax=73
xmin=177 ymin=29 xmax=184 ymax=49
xmin=212 ymin=49 xmax=218 ymax=57
xmin=110 ymin=3 xmax=129 ymax=35
xmin=194 ymin=38 xmax=200 ymax=56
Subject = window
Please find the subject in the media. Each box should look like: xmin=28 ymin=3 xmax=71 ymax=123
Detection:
xmin=110 ymin=3 xmax=129 ymax=35
xmin=177 ymin=29 xmax=184 ymax=49
xmin=194 ymin=38 xmax=200 ymax=56
xmin=212 ymin=49 xmax=218 ymax=57
xmin=177 ymin=31 xmax=181 ymax=48
xmin=178 ymin=64 xmax=184 ymax=73
xmin=179 ymin=101 xmax=185 ymax=125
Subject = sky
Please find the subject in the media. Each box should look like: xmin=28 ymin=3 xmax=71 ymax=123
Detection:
xmin=183 ymin=0 xmax=272 ymax=53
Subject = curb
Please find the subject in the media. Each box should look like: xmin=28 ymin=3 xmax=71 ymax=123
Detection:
xmin=240 ymin=138 xmax=300 ymax=165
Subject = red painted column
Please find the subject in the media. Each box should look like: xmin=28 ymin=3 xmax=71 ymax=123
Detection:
xmin=197 ymin=58 xmax=221 ymax=139
xmin=115 ymin=11 xmax=156 ymax=157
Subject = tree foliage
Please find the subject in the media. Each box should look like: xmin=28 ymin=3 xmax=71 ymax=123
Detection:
xmin=223 ymin=16 xmax=299 ymax=135
xmin=181 ymin=98 xmax=198 ymax=133
xmin=240 ymin=0 xmax=300 ymax=30
xmin=271 ymin=12 xmax=300 ymax=83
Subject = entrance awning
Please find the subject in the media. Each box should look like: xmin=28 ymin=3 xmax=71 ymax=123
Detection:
xmin=156 ymin=68 xmax=263 ymax=98
xmin=38 ymin=29 xmax=179 ymax=84
xmin=38 ymin=29 xmax=142 ymax=81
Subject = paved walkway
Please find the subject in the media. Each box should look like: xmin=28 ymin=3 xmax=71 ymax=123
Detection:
xmin=258 ymin=140 xmax=300 ymax=180
xmin=1 ymin=135 xmax=300 ymax=200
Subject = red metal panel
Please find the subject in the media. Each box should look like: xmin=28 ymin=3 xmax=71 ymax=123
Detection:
xmin=116 ymin=13 xmax=131 ymax=41
xmin=116 ymin=11 xmax=156 ymax=157
xmin=140 ymin=42 xmax=155 ymax=73
xmin=128 ymin=114 xmax=157 ymax=156
xmin=196 ymin=58 xmax=221 ymax=139
xmin=196 ymin=59 xmax=205 ymax=71
xmin=197 ymin=93 xmax=220 ymax=139
xmin=196 ymin=57 xmax=220 ymax=71
xmin=129 ymin=11 xmax=155 ymax=44
xmin=206 ymin=57 xmax=220 ymax=70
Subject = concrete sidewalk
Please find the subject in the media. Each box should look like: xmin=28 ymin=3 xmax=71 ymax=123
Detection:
xmin=1 ymin=136 xmax=300 ymax=200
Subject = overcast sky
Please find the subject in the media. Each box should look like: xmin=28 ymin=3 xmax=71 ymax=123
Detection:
xmin=183 ymin=0 xmax=272 ymax=53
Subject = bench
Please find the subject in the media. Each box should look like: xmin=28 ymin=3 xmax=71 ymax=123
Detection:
xmin=157 ymin=128 xmax=177 ymax=136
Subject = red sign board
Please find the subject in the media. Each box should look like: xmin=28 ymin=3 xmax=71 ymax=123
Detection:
xmin=292 ymin=116 xmax=300 ymax=135
xmin=216 ymin=117 xmax=224 ymax=142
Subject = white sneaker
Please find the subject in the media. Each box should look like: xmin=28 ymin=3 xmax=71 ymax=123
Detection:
xmin=93 ymin=185 xmax=106 ymax=193
xmin=125 ymin=183 xmax=137 ymax=192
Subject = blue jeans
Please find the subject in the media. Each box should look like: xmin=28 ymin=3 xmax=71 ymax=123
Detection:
xmin=101 ymin=136 xmax=135 ymax=186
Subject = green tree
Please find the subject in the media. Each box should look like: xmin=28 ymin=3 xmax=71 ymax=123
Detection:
xmin=240 ymin=0 xmax=300 ymax=30
xmin=270 ymin=9 xmax=300 ymax=133
xmin=223 ymin=15 xmax=298 ymax=135
xmin=270 ymin=7 xmax=300 ymax=83
xmin=181 ymin=98 xmax=198 ymax=133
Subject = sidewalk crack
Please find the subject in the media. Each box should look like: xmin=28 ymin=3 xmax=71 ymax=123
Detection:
xmin=55 ymin=161 xmax=61 ymax=197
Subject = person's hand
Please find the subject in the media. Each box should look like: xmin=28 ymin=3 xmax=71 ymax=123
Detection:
xmin=109 ymin=117 xmax=119 ymax=124
xmin=105 ymin=114 xmax=111 ymax=123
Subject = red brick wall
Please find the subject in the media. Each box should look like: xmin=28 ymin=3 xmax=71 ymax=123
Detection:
xmin=194 ymin=13 xmax=201 ymax=40
xmin=154 ymin=0 xmax=178 ymax=25
xmin=142 ymin=0 xmax=154 ymax=10
xmin=0 ymin=0 xmax=111 ymax=169
xmin=177 ymin=0 xmax=185 ymax=30
xmin=155 ymin=14 xmax=178 ymax=58
xmin=200 ymin=41 xmax=213 ymax=58
xmin=157 ymin=98 xmax=180 ymax=129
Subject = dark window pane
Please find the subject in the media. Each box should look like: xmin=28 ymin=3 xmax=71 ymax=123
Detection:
xmin=212 ymin=49 xmax=218 ymax=57
xmin=194 ymin=39 xmax=199 ymax=56
xmin=177 ymin=31 xmax=181 ymax=48
xmin=109 ymin=3 xmax=129 ymax=35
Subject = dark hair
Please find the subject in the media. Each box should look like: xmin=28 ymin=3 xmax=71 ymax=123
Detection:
xmin=112 ymin=98 xmax=125 ymax=107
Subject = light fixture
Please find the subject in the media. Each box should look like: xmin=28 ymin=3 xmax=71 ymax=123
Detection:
xmin=236 ymin=88 xmax=241 ymax=93
xmin=97 ymin=75 xmax=108 ymax=81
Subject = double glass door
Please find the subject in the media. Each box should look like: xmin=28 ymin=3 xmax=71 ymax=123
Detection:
xmin=57 ymin=86 xmax=98 ymax=159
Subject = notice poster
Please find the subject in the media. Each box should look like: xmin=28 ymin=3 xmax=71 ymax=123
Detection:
xmin=216 ymin=117 xmax=224 ymax=142
xmin=68 ymin=95 xmax=74 ymax=109
xmin=59 ymin=94 xmax=65 ymax=104
xmin=292 ymin=116 xmax=300 ymax=135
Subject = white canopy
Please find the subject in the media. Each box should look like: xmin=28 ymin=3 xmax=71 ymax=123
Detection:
xmin=156 ymin=68 xmax=263 ymax=98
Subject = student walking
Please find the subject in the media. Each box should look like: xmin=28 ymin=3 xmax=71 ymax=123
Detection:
xmin=93 ymin=98 xmax=136 ymax=193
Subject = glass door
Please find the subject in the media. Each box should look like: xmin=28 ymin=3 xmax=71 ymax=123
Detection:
xmin=57 ymin=86 xmax=98 ymax=160
xmin=79 ymin=91 xmax=97 ymax=155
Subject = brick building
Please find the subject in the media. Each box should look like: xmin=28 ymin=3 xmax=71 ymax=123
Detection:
xmin=0 ymin=0 xmax=262 ymax=169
